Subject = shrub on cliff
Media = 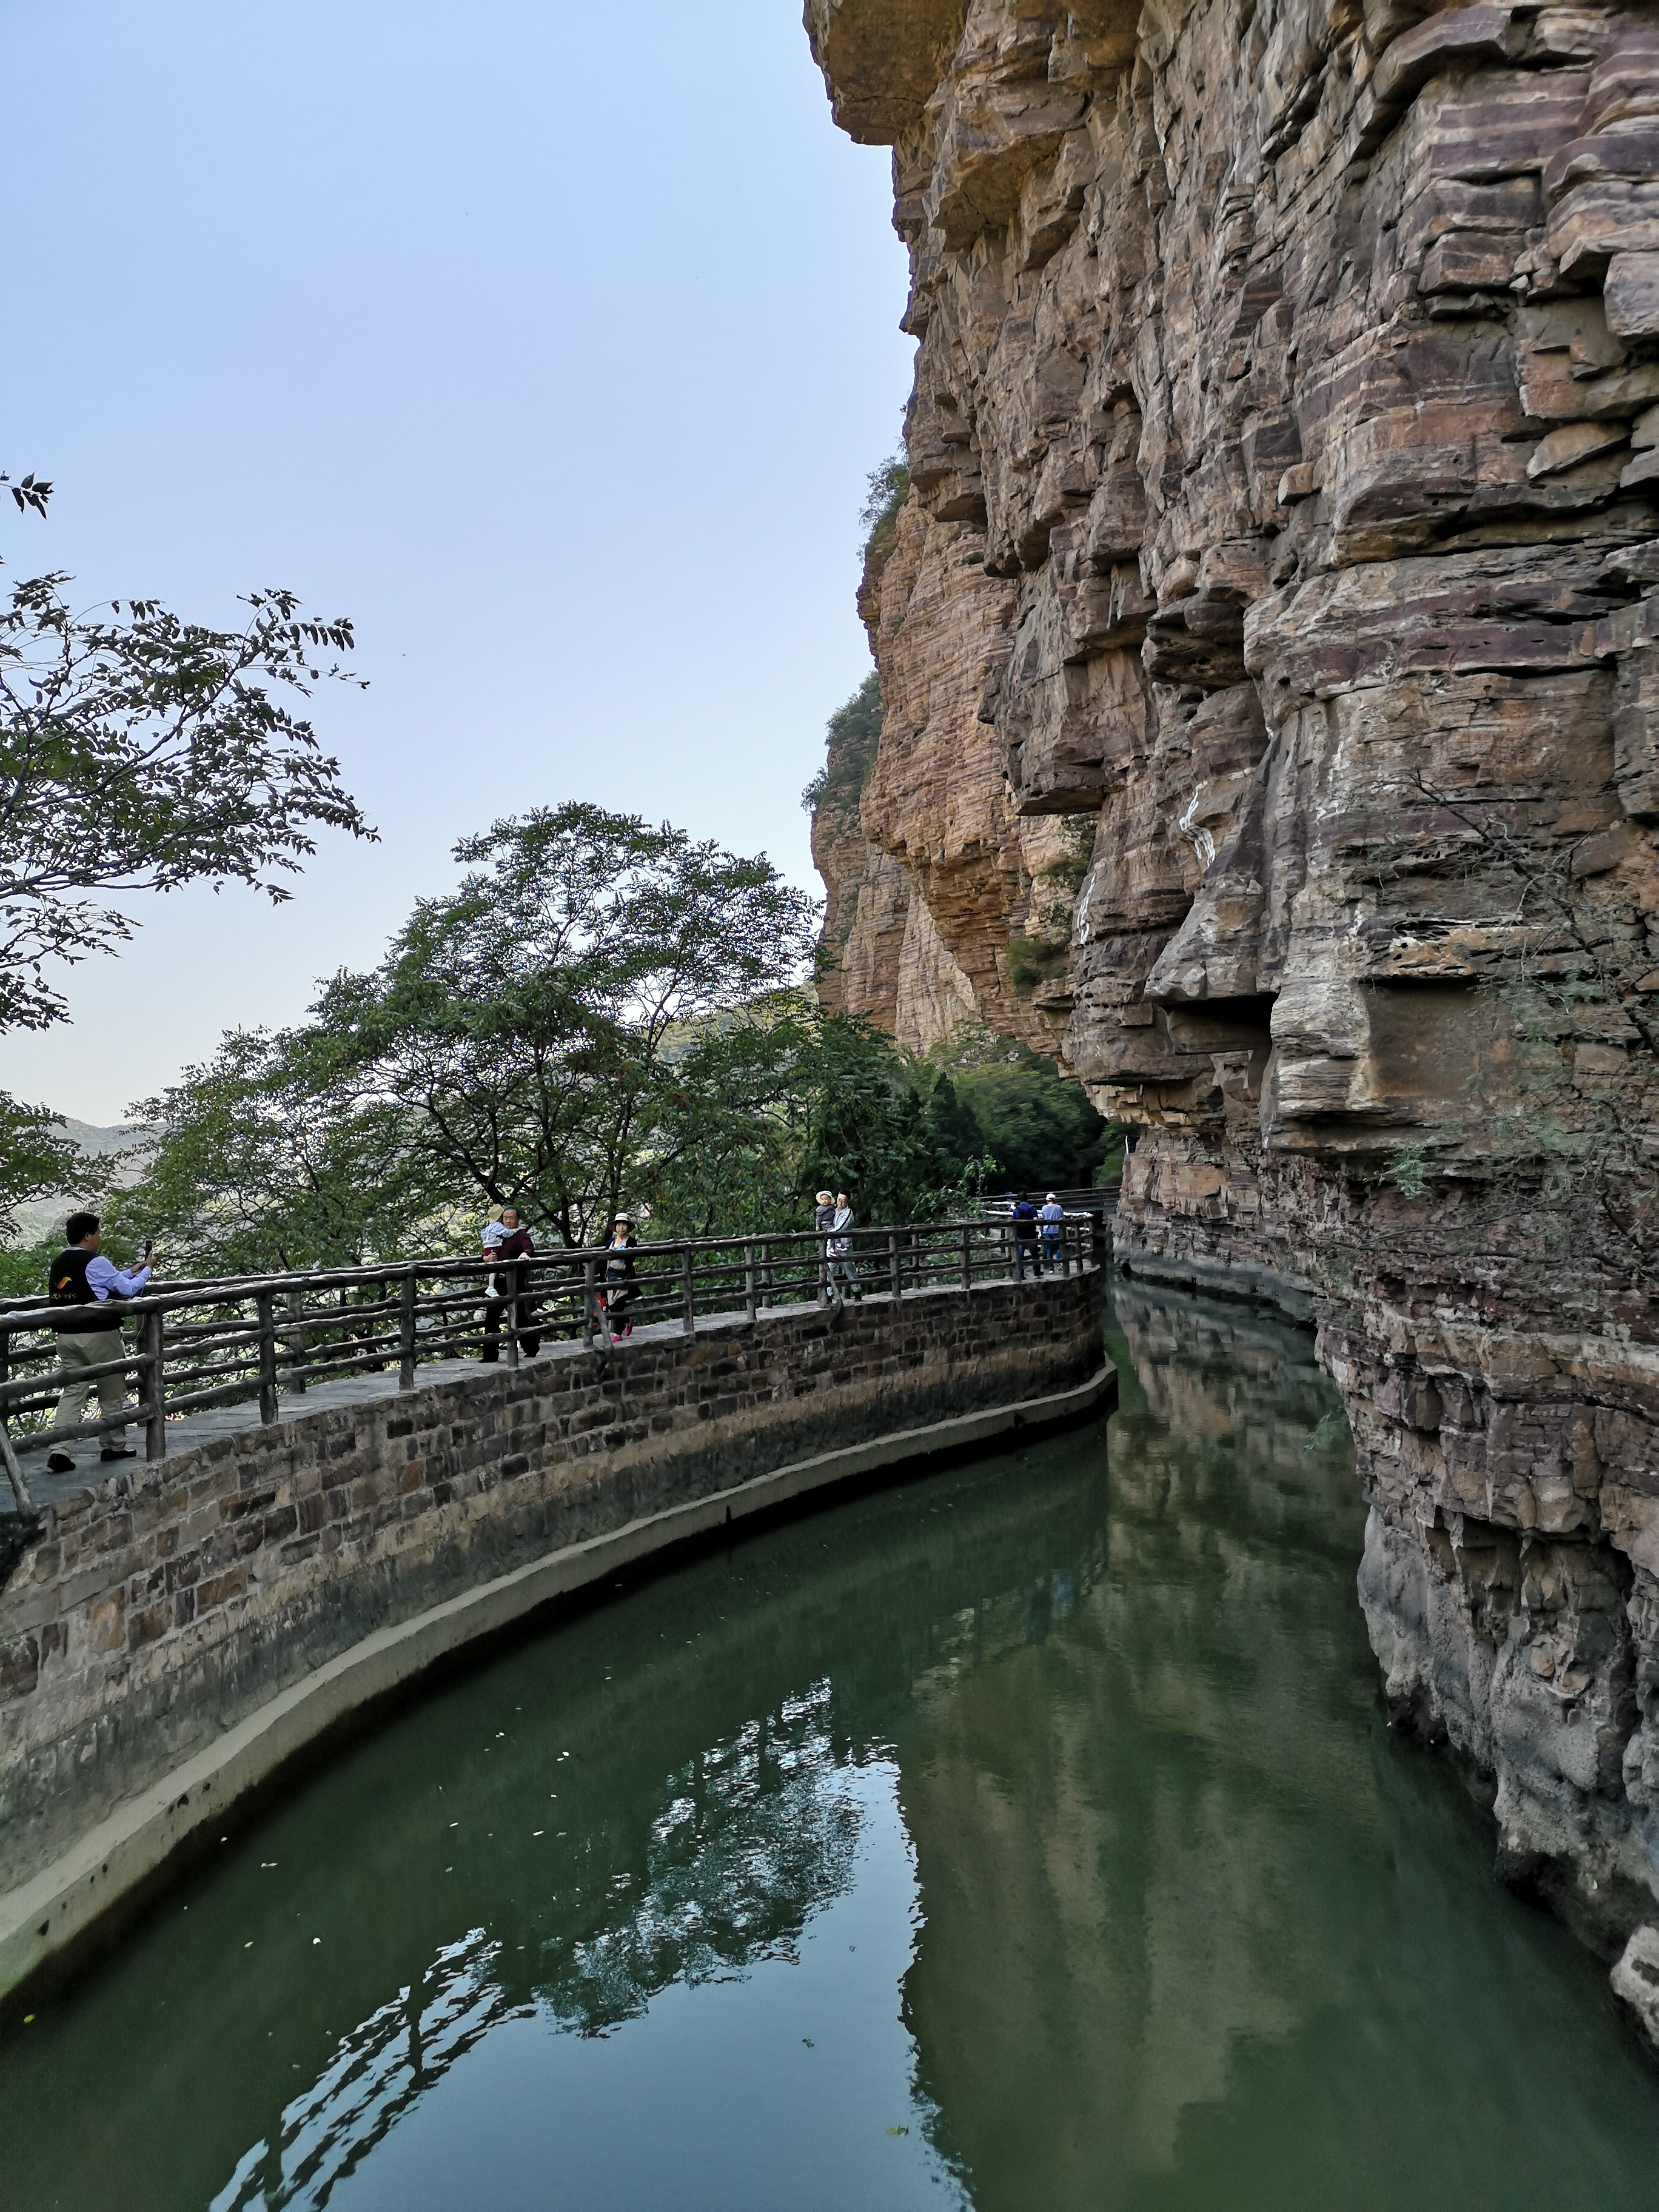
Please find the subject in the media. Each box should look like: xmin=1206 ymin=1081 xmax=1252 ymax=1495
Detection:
xmin=800 ymin=671 xmax=882 ymax=826
xmin=859 ymin=453 xmax=910 ymax=581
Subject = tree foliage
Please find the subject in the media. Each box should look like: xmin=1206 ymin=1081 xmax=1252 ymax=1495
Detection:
xmin=115 ymin=807 xmax=823 ymax=1269
xmin=925 ymin=1025 xmax=1117 ymax=1190
xmin=0 ymin=574 xmax=375 ymax=1036
xmin=107 ymin=1027 xmax=418 ymax=1276
xmin=0 ymin=1094 xmax=87 ymax=1243
xmin=0 ymin=469 xmax=372 ymax=1239
xmin=106 ymin=808 xmax=1119 ymax=1274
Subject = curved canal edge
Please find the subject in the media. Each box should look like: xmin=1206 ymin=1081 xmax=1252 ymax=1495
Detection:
xmin=0 ymin=1275 xmax=1111 ymax=2014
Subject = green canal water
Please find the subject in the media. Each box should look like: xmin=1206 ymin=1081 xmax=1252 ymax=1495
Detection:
xmin=5 ymin=1280 xmax=1659 ymax=2210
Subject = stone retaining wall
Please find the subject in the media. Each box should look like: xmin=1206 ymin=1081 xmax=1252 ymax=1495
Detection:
xmin=0 ymin=1272 xmax=1102 ymax=1894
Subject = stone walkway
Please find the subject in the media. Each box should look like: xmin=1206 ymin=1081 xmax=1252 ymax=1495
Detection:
xmin=10 ymin=1273 xmax=1075 ymax=1514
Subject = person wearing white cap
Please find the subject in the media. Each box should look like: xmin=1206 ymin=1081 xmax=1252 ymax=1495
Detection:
xmin=1039 ymin=1191 xmax=1066 ymax=1269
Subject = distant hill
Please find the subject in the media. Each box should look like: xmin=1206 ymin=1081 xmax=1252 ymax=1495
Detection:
xmin=8 ymin=1118 xmax=159 ymax=1247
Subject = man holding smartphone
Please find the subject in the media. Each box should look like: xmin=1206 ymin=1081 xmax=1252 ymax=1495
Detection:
xmin=44 ymin=1212 xmax=155 ymax=1474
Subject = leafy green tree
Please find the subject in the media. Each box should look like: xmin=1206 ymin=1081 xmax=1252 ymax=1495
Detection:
xmin=0 ymin=1235 xmax=58 ymax=1302
xmin=646 ymin=1005 xmax=965 ymax=1237
xmin=0 ymin=468 xmax=372 ymax=1244
xmin=0 ymin=1094 xmax=87 ymax=1242
xmin=924 ymin=1025 xmax=1117 ymax=1190
xmin=0 ymin=574 xmax=374 ymax=1037
xmin=791 ymin=1016 xmax=951 ymax=1225
xmin=317 ymin=805 xmax=820 ymax=1247
xmin=107 ymin=1026 xmax=424 ymax=1276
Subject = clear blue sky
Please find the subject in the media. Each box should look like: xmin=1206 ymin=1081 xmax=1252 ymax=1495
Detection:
xmin=1 ymin=0 xmax=911 ymax=1124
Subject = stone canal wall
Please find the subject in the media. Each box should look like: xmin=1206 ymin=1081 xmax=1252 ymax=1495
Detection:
xmin=0 ymin=1270 xmax=1106 ymax=1992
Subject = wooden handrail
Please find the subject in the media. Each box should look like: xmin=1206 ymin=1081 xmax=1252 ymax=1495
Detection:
xmin=0 ymin=1216 xmax=1099 ymax=1472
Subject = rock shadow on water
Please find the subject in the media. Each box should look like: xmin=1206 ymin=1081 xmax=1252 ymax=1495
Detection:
xmin=897 ymin=1279 xmax=1659 ymax=2211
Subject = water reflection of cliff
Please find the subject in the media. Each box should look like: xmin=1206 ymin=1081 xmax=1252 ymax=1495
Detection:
xmin=900 ymin=1282 xmax=1370 ymax=2196
xmin=11 ymin=1282 xmax=1659 ymax=2212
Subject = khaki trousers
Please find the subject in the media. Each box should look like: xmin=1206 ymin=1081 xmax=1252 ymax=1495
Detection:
xmin=49 ymin=1332 xmax=129 ymax=1455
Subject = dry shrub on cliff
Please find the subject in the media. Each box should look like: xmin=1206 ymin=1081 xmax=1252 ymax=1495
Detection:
xmin=1374 ymin=774 xmax=1658 ymax=1293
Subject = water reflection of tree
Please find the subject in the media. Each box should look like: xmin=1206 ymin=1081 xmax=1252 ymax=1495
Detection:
xmin=215 ymin=1684 xmax=865 ymax=2210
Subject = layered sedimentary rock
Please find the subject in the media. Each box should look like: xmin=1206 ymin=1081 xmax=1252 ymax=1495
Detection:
xmin=805 ymin=0 xmax=1659 ymax=1988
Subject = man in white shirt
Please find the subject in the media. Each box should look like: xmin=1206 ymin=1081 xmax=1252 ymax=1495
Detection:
xmin=45 ymin=1212 xmax=154 ymax=1474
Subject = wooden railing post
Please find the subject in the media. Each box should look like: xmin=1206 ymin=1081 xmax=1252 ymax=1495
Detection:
xmin=256 ymin=1291 xmax=279 ymax=1425
xmin=142 ymin=1307 xmax=167 ymax=1463
xmin=759 ymin=1238 xmax=771 ymax=1310
xmin=0 ymin=1323 xmax=32 ymax=1508
xmin=399 ymin=1268 xmax=417 ymax=1389
xmin=286 ymin=1288 xmax=307 ymax=1393
xmin=681 ymin=1247 xmax=696 ymax=1337
xmin=960 ymin=1222 xmax=972 ymax=1292
xmin=743 ymin=1239 xmax=757 ymax=1324
xmin=888 ymin=1228 xmax=900 ymax=1302
xmin=585 ymin=1258 xmax=599 ymax=1348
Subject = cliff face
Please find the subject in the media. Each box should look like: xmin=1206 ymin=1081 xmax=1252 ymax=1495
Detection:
xmin=806 ymin=0 xmax=1659 ymax=1990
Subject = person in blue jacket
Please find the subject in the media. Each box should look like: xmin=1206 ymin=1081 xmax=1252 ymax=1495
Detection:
xmin=1009 ymin=1193 xmax=1042 ymax=1279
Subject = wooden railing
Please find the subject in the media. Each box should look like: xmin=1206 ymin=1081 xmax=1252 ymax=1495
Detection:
xmin=0 ymin=1214 xmax=1098 ymax=1503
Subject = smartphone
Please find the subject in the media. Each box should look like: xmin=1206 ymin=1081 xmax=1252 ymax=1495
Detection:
xmin=142 ymin=1237 xmax=154 ymax=1262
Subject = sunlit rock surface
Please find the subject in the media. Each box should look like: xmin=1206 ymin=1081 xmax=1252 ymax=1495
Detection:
xmin=805 ymin=0 xmax=1659 ymax=1991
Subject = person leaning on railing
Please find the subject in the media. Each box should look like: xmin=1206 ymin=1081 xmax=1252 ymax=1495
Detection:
xmin=601 ymin=1214 xmax=640 ymax=1343
xmin=44 ymin=1210 xmax=153 ymax=1474
xmin=1039 ymin=1191 xmax=1066 ymax=1269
